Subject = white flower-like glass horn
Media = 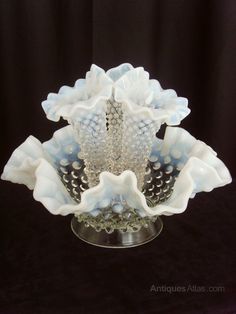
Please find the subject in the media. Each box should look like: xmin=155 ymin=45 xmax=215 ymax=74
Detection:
xmin=2 ymin=64 xmax=232 ymax=248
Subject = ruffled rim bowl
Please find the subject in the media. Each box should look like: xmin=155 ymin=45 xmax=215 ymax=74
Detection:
xmin=1 ymin=125 xmax=231 ymax=217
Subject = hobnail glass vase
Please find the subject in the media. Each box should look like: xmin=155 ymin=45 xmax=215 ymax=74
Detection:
xmin=1 ymin=64 xmax=232 ymax=248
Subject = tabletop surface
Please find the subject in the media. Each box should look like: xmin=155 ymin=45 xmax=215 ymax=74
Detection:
xmin=0 ymin=179 xmax=235 ymax=314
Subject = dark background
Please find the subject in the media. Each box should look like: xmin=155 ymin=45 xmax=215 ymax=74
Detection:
xmin=0 ymin=1 xmax=236 ymax=313
xmin=0 ymin=0 xmax=236 ymax=175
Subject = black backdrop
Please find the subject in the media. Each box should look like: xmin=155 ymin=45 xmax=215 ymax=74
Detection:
xmin=0 ymin=1 xmax=236 ymax=314
xmin=0 ymin=0 xmax=236 ymax=175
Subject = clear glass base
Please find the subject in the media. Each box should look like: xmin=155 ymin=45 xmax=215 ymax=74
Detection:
xmin=71 ymin=216 xmax=163 ymax=248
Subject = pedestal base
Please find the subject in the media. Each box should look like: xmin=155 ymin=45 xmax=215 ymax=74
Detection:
xmin=71 ymin=216 xmax=163 ymax=248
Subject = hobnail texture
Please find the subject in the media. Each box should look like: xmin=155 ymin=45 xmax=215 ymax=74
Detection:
xmin=1 ymin=64 xmax=232 ymax=237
